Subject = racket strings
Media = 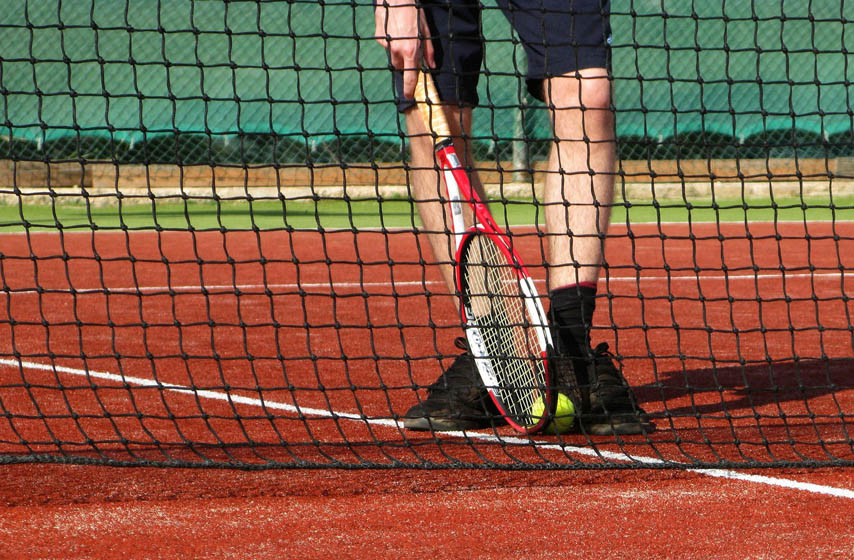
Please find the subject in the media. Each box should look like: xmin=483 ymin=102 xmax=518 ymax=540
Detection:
xmin=462 ymin=234 xmax=547 ymax=424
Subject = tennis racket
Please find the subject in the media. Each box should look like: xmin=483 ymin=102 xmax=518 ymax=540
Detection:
xmin=413 ymin=70 xmax=555 ymax=433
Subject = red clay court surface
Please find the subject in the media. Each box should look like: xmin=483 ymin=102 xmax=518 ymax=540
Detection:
xmin=1 ymin=221 xmax=853 ymax=557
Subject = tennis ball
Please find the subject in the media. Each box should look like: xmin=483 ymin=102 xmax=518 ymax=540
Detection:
xmin=530 ymin=393 xmax=576 ymax=434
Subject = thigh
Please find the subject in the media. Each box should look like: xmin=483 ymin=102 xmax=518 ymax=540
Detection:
xmin=496 ymin=0 xmax=611 ymax=101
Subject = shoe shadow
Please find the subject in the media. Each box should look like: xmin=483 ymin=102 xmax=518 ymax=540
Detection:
xmin=633 ymin=357 xmax=854 ymax=420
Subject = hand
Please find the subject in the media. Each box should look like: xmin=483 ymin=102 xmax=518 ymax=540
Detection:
xmin=374 ymin=0 xmax=436 ymax=99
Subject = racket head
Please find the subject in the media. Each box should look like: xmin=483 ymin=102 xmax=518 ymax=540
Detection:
xmin=456 ymin=228 xmax=554 ymax=433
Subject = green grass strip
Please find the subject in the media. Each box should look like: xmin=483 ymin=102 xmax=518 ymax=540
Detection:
xmin=1 ymin=196 xmax=854 ymax=232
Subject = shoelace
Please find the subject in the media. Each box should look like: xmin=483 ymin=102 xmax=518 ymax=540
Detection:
xmin=591 ymin=343 xmax=623 ymax=379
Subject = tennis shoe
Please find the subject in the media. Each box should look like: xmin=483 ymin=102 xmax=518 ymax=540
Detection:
xmin=580 ymin=343 xmax=655 ymax=436
xmin=403 ymin=338 xmax=507 ymax=431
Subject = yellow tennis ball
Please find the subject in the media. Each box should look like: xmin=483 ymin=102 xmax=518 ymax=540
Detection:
xmin=530 ymin=393 xmax=576 ymax=434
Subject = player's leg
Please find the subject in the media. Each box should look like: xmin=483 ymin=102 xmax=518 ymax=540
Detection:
xmin=381 ymin=0 xmax=503 ymax=431
xmin=500 ymin=0 xmax=653 ymax=434
xmin=544 ymin=70 xmax=651 ymax=435
xmin=402 ymin=103 xmax=503 ymax=431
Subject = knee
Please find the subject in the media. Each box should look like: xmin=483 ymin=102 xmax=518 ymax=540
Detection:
xmin=548 ymin=74 xmax=613 ymax=141
xmin=546 ymin=70 xmax=611 ymax=109
xmin=579 ymin=78 xmax=612 ymax=114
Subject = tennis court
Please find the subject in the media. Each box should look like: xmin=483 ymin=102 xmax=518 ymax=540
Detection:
xmin=1 ymin=213 xmax=854 ymax=557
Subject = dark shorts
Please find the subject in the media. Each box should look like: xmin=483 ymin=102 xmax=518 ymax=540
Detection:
xmin=394 ymin=0 xmax=611 ymax=111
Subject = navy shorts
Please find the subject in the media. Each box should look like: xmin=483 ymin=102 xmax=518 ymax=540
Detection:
xmin=394 ymin=0 xmax=611 ymax=111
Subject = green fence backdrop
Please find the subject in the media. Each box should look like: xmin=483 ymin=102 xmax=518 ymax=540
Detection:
xmin=1 ymin=0 xmax=853 ymax=164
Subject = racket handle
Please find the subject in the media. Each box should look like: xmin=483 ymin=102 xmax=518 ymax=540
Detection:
xmin=414 ymin=71 xmax=452 ymax=143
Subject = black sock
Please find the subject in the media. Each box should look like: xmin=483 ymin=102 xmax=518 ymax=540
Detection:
xmin=549 ymin=283 xmax=597 ymax=368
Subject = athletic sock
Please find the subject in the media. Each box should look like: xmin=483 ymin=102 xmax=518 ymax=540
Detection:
xmin=549 ymin=283 xmax=597 ymax=370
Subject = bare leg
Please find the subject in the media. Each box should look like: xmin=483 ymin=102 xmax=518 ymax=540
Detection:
xmin=543 ymin=68 xmax=615 ymax=290
xmin=404 ymin=105 xmax=486 ymax=297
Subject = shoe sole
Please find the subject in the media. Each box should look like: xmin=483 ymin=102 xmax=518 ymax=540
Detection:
xmin=403 ymin=416 xmax=493 ymax=431
xmin=583 ymin=421 xmax=655 ymax=436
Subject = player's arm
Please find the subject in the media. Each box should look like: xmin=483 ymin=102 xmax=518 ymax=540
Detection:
xmin=374 ymin=0 xmax=435 ymax=99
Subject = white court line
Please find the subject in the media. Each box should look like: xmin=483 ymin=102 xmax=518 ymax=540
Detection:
xmin=3 ymin=269 xmax=851 ymax=297
xmin=1 ymin=357 xmax=852 ymax=499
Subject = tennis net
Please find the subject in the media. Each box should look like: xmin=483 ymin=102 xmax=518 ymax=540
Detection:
xmin=1 ymin=0 xmax=853 ymax=469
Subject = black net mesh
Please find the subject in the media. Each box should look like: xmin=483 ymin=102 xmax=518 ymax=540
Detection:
xmin=0 ymin=0 xmax=853 ymax=469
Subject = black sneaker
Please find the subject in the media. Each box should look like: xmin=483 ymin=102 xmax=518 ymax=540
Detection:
xmin=403 ymin=338 xmax=507 ymax=431
xmin=580 ymin=343 xmax=655 ymax=436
